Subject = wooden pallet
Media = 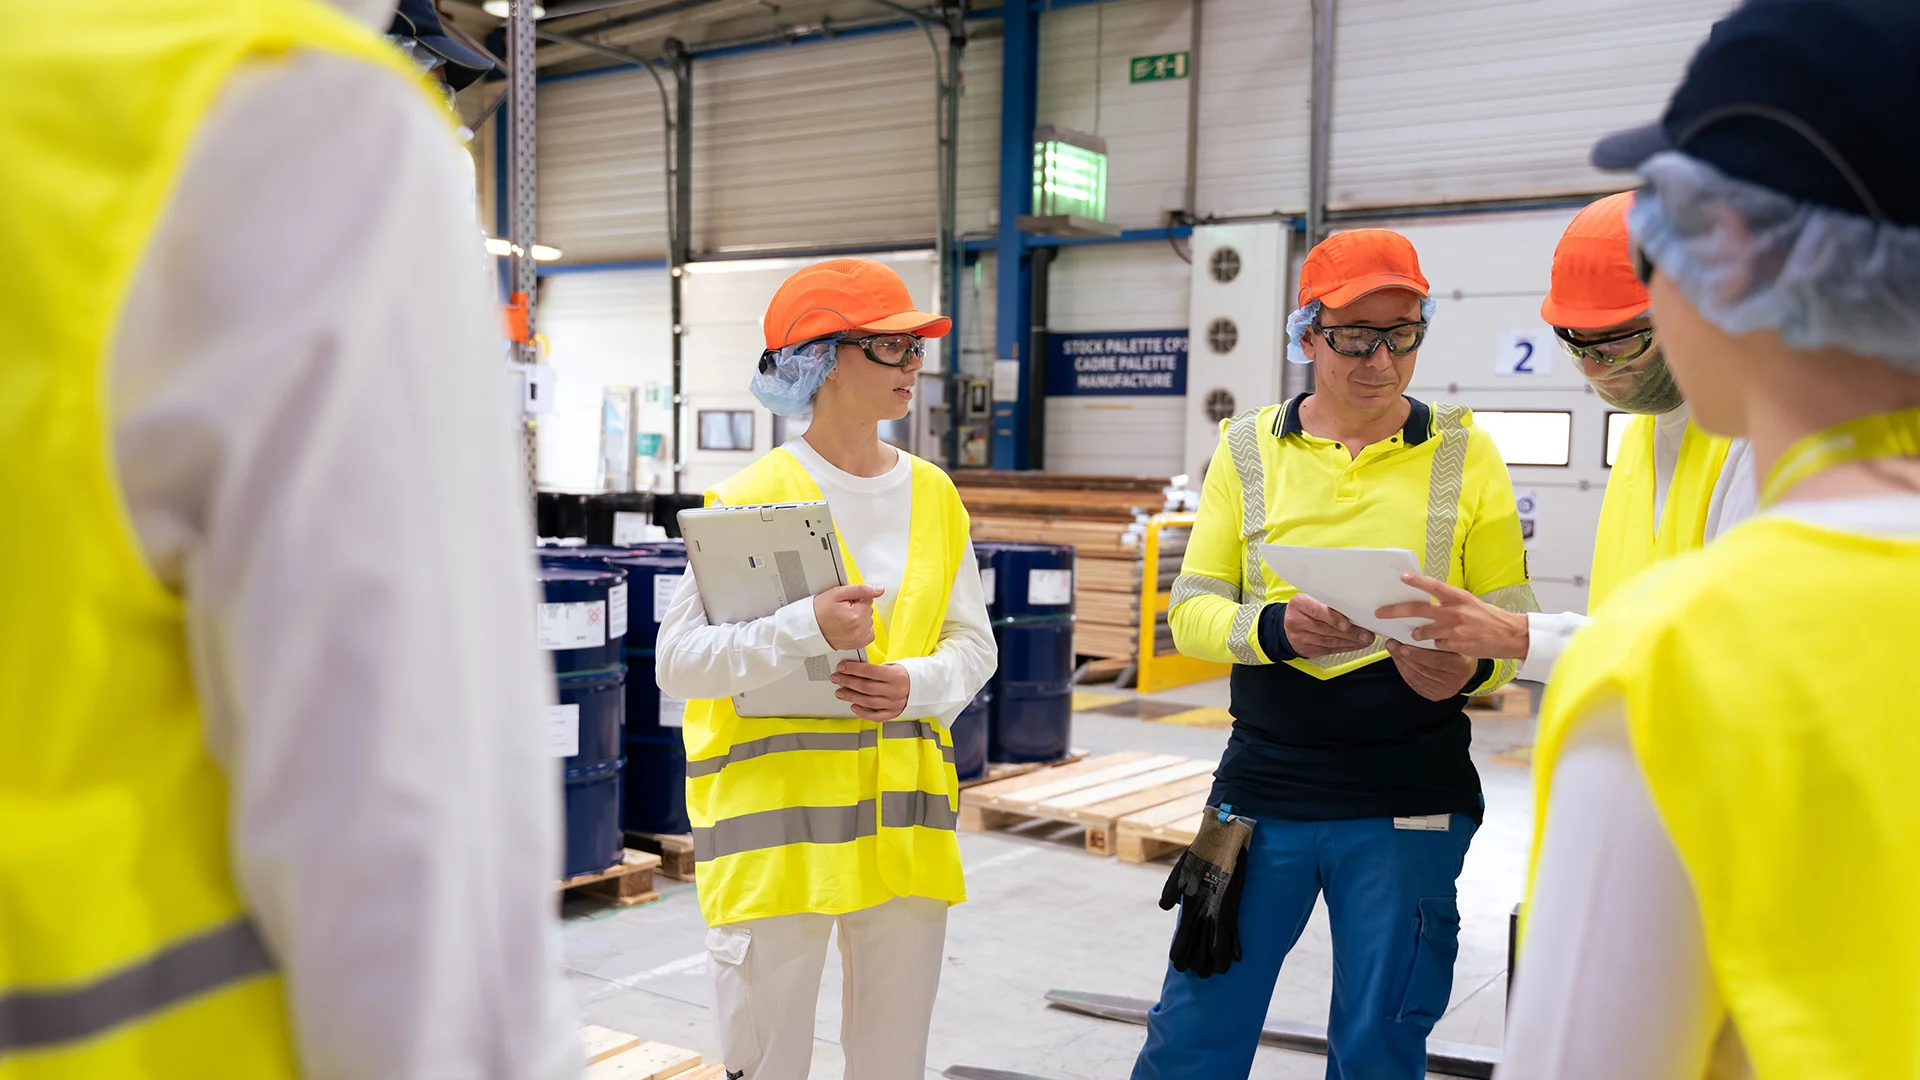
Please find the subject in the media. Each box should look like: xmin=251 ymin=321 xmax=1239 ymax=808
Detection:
xmin=558 ymin=849 xmax=661 ymax=907
xmin=956 ymin=748 xmax=1091 ymax=790
xmin=959 ymin=752 xmax=1217 ymax=856
xmin=1115 ymin=791 xmax=1209 ymax=864
xmin=625 ymin=831 xmax=697 ymax=882
xmin=1467 ymin=683 xmax=1533 ymax=717
xmin=580 ymin=1029 xmax=706 ymax=1080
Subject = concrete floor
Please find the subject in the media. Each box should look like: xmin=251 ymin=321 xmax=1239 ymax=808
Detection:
xmin=562 ymin=678 xmax=1538 ymax=1079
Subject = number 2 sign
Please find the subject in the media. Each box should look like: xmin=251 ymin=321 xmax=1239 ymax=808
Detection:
xmin=1495 ymin=329 xmax=1555 ymax=376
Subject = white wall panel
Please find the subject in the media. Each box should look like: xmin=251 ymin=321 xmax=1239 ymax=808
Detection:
xmin=535 ymin=269 xmax=674 ymax=491
xmin=1194 ymin=0 xmax=1312 ymax=217
xmin=1043 ymin=244 xmax=1192 ymax=476
xmin=692 ymin=34 xmax=940 ymax=252
xmin=679 ymin=252 xmax=937 ymax=492
xmin=1186 ymin=222 xmax=1287 ymax=481
xmin=538 ymin=71 xmax=672 ymax=262
xmin=1330 ymin=0 xmax=1733 ymax=209
xmin=1037 ymin=0 xmax=1192 ymax=230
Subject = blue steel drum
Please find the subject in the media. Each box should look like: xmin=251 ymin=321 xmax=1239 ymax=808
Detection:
xmin=536 ymin=565 xmax=625 ymax=675
xmin=557 ymin=668 xmax=627 ymax=877
xmin=622 ymin=734 xmax=691 ymax=835
xmin=538 ymin=566 xmax=629 ymax=878
xmin=603 ymin=551 xmax=691 ymax=834
xmin=980 ymin=542 xmax=1075 ymax=619
xmin=977 ymin=543 xmax=1075 ymax=764
xmin=950 ymin=688 xmax=991 ymax=782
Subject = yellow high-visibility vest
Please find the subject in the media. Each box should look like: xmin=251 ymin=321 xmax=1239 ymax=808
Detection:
xmin=1531 ymin=517 xmax=1920 ymax=1075
xmin=1169 ymin=396 xmax=1537 ymax=687
xmin=682 ymin=447 xmax=970 ymax=926
xmin=1588 ymin=412 xmax=1732 ymax=611
xmin=0 ymin=4 xmax=437 ymax=1074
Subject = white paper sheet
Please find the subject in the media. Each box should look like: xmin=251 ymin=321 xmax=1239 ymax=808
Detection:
xmin=1259 ymin=545 xmax=1438 ymax=649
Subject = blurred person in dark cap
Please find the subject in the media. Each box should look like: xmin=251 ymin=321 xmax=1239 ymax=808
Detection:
xmin=0 ymin=1 xmax=574 ymax=1077
xmin=1503 ymin=1 xmax=1920 ymax=1076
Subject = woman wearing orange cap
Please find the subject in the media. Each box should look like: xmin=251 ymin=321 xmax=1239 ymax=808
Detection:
xmin=654 ymin=259 xmax=996 ymax=1080
xmin=1138 ymin=229 xmax=1535 ymax=1079
xmin=1374 ymin=192 xmax=1756 ymax=675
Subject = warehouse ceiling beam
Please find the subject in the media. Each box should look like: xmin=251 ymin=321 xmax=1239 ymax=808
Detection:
xmin=532 ymin=0 xmax=755 ymax=66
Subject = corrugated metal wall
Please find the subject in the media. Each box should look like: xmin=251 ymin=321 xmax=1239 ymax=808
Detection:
xmin=538 ymin=70 xmax=673 ymax=262
xmin=691 ymin=34 xmax=941 ymax=252
xmin=1329 ymin=0 xmax=1733 ymax=208
xmin=1195 ymin=0 xmax=1312 ymax=217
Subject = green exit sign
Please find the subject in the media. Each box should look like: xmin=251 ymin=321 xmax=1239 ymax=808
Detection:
xmin=1130 ymin=51 xmax=1189 ymax=83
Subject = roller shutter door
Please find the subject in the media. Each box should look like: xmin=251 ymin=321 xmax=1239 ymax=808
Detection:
xmin=1329 ymin=0 xmax=1733 ymax=209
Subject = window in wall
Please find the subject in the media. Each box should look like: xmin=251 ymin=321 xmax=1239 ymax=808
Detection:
xmin=698 ymin=410 xmax=755 ymax=451
xmin=1605 ymin=411 xmax=1630 ymax=467
xmin=1473 ymin=410 xmax=1573 ymax=467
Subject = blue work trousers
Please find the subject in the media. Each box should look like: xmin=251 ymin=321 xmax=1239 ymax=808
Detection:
xmin=1131 ymin=813 xmax=1477 ymax=1080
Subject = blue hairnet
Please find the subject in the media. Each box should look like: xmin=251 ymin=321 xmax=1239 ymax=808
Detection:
xmin=1631 ymin=151 xmax=1920 ymax=372
xmin=751 ymin=336 xmax=839 ymax=416
xmin=1285 ymin=295 xmax=1438 ymax=364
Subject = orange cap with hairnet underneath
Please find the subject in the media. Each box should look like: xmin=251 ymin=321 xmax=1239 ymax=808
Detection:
xmin=1296 ymin=229 xmax=1430 ymax=310
xmin=762 ymin=258 xmax=952 ymax=350
xmin=1539 ymin=192 xmax=1649 ymax=329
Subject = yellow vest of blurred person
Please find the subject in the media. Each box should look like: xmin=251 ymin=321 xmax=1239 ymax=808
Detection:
xmin=1531 ymin=516 xmax=1920 ymax=1075
xmin=682 ymin=448 xmax=971 ymax=926
xmin=0 ymin=3 xmax=438 ymax=1075
xmin=1588 ymin=413 xmax=1733 ymax=611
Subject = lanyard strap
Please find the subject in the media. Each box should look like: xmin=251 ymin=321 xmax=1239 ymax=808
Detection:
xmin=1760 ymin=406 xmax=1920 ymax=506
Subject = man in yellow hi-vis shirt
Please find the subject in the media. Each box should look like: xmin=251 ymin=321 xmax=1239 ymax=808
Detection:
xmin=1132 ymin=230 xmax=1537 ymax=1080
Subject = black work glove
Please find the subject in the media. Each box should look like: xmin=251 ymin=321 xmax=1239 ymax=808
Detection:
xmin=1157 ymin=805 xmax=1255 ymax=978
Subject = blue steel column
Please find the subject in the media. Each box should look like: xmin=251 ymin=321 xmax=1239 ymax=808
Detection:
xmin=991 ymin=0 xmax=1040 ymax=470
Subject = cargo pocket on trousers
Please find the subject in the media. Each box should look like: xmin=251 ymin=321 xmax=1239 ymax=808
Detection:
xmin=706 ymin=925 xmax=761 ymax=1070
xmin=1393 ymin=896 xmax=1461 ymax=1025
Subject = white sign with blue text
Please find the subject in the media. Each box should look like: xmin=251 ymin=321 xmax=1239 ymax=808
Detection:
xmin=1494 ymin=329 xmax=1555 ymax=377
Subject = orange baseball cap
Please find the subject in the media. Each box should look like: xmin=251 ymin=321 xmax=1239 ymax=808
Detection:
xmin=1539 ymin=192 xmax=1649 ymax=329
xmin=762 ymin=258 xmax=951 ymax=350
xmin=1296 ymin=229 xmax=1430 ymax=309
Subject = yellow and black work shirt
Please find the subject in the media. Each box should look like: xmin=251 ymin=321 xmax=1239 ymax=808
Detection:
xmin=1171 ymin=394 xmax=1537 ymax=822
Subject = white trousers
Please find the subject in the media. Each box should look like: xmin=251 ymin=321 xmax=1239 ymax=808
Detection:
xmin=705 ymin=896 xmax=948 ymax=1080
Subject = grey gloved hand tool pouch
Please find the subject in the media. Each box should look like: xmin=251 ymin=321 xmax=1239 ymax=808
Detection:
xmin=1158 ymin=805 xmax=1255 ymax=978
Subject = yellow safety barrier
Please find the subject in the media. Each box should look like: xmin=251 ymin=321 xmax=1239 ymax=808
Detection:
xmin=1133 ymin=513 xmax=1230 ymax=694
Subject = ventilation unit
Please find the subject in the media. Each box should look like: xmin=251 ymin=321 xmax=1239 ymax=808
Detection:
xmin=1185 ymin=223 xmax=1286 ymax=481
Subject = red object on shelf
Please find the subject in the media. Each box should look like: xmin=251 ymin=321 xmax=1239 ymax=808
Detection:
xmin=504 ymin=291 xmax=530 ymax=343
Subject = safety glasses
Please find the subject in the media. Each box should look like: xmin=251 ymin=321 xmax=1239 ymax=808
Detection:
xmin=841 ymin=333 xmax=926 ymax=368
xmin=1555 ymin=324 xmax=1656 ymax=365
xmin=1313 ymin=322 xmax=1427 ymax=359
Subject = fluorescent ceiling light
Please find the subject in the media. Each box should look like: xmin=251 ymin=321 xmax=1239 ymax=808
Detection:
xmin=484 ymin=237 xmax=564 ymax=261
xmin=482 ymin=1 xmax=546 ymax=16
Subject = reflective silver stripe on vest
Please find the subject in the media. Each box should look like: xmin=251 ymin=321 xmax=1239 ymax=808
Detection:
xmin=685 ymin=730 xmax=879 ymax=779
xmin=880 ymin=790 xmax=960 ymax=831
xmin=1168 ymin=572 xmax=1240 ymax=614
xmin=694 ymin=790 xmax=959 ymax=861
xmin=694 ymin=801 xmax=879 ymax=861
xmin=0 ymin=918 xmax=274 ymax=1053
xmin=1227 ymin=602 xmax=1264 ymax=665
xmin=1225 ymin=410 xmax=1271 ymax=603
xmin=1421 ymin=403 xmax=1472 ymax=579
xmin=882 ymin=719 xmax=954 ymax=765
xmin=1476 ymin=583 xmax=1541 ymax=689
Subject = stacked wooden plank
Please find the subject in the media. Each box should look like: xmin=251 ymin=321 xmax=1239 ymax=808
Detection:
xmin=958 ymin=751 xmax=1217 ymax=855
xmin=952 ymin=472 xmax=1190 ymax=660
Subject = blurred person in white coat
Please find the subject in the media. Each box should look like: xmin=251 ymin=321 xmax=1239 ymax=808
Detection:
xmin=0 ymin=1 xmax=577 ymax=1076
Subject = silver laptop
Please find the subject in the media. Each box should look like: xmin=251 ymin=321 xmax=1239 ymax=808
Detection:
xmin=677 ymin=501 xmax=864 ymax=718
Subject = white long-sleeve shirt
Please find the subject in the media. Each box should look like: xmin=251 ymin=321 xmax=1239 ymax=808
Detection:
xmin=1517 ymin=404 xmax=1757 ymax=681
xmin=110 ymin=24 xmax=578 ymax=1080
xmin=655 ymin=438 xmax=997 ymax=726
xmin=1501 ymin=495 xmax=1920 ymax=1079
